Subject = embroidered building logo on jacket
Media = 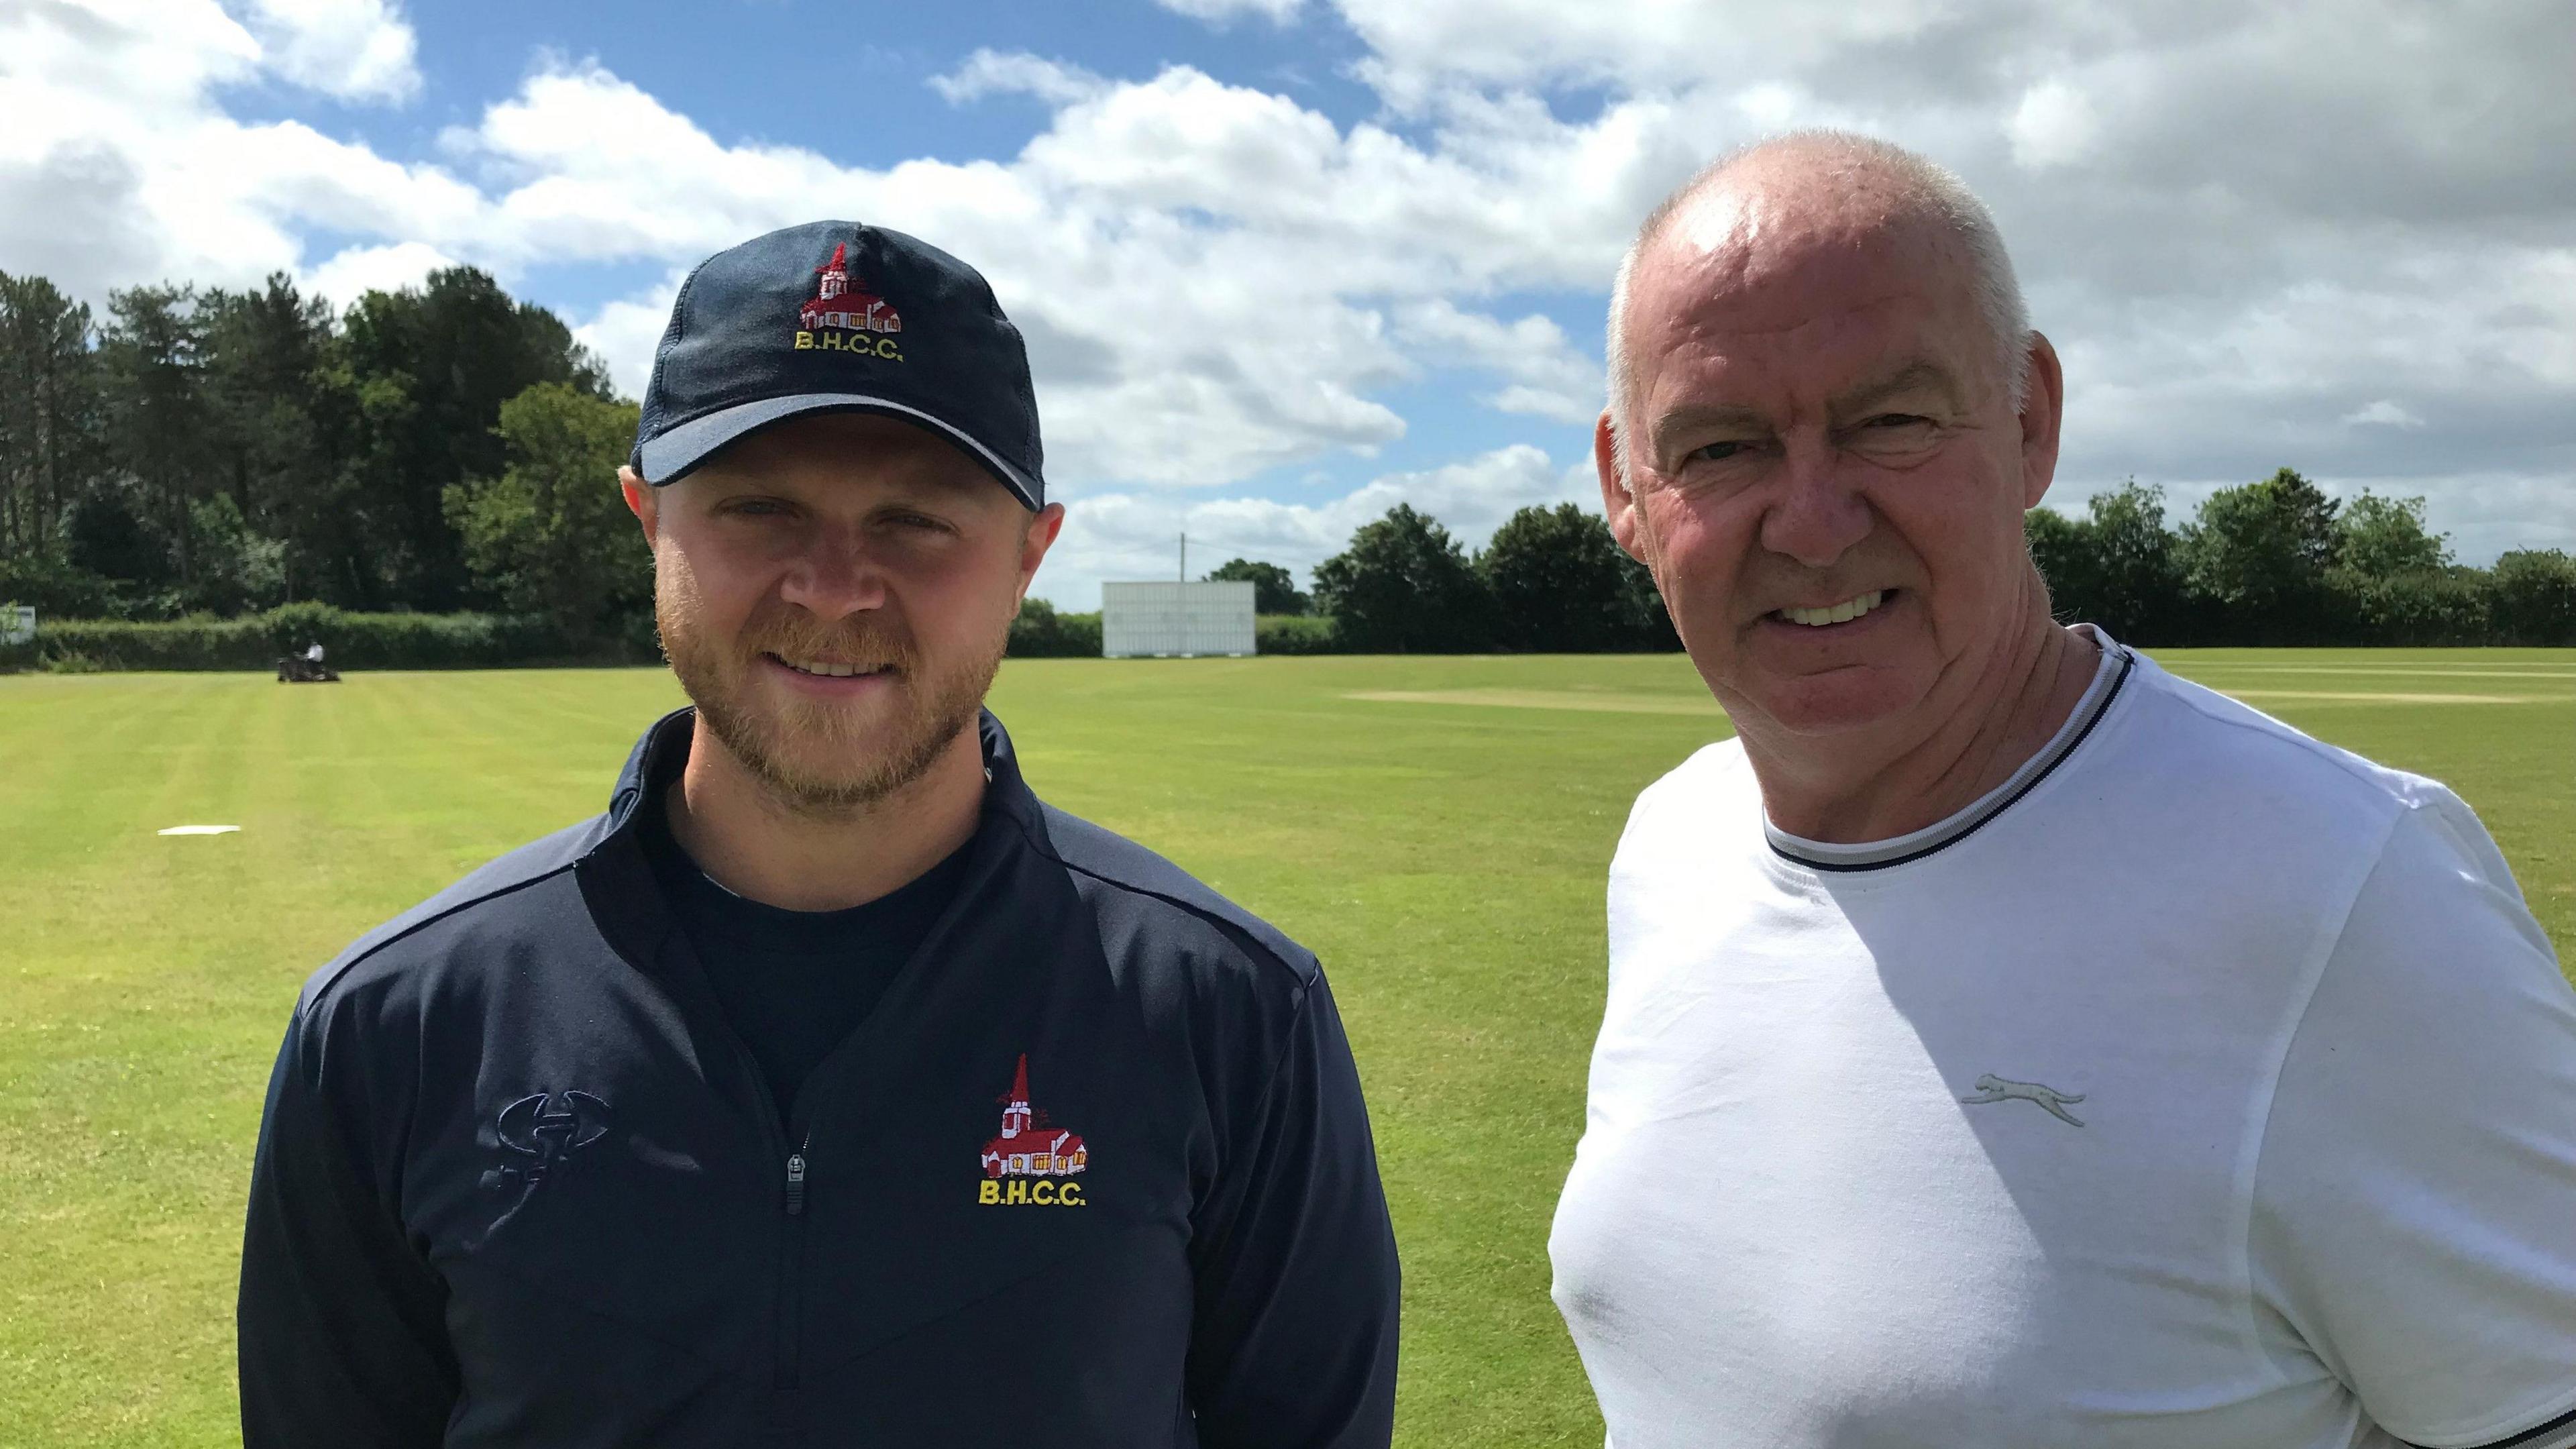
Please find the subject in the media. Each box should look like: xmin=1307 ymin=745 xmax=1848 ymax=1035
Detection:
xmin=480 ymin=1090 xmax=612 ymax=1192
xmin=794 ymin=240 xmax=904 ymax=360
xmin=977 ymin=1054 xmax=1087 ymax=1206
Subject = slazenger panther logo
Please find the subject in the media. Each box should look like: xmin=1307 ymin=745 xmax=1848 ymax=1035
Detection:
xmin=479 ymin=1090 xmax=612 ymax=1192
xmin=1959 ymin=1073 xmax=2086 ymax=1127
xmin=977 ymin=1055 xmax=1087 ymax=1207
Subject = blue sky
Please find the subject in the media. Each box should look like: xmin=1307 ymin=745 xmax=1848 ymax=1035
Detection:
xmin=252 ymin=3 xmax=1382 ymax=303
xmin=222 ymin=3 xmax=1388 ymax=324
xmin=5 ymin=0 xmax=2572 ymax=606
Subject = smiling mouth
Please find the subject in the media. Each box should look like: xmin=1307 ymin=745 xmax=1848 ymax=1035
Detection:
xmin=1772 ymin=590 xmax=1890 ymax=628
xmin=766 ymin=653 xmax=895 ymax=679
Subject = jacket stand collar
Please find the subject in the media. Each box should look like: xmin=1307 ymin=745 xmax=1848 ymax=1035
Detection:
xmin=601 ymin=705 xmax=1041 ymax=845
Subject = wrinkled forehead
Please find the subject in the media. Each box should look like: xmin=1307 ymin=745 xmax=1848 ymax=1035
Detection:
xmin=1625 ymin=189 xmax=1984 ymax=388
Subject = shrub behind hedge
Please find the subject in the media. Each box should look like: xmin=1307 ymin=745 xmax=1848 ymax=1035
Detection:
xmin=0 ymin=556 xmax=121 ymax=619
xmin=1007 ymin=600 xmax=1103 ymax=657
xmin=1256 ymin=614 xmax=1339 ymax=654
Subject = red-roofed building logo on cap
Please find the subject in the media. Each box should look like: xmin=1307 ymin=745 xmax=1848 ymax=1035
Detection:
xmin=976 ymin=1054 xmax=1087 ymax=1206
xmin=795 ymin=241 xmax=905 ymax=360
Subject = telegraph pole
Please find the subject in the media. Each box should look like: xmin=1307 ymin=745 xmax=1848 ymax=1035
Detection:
xmin=1179 ymin=531 xmax=1187 ymax=582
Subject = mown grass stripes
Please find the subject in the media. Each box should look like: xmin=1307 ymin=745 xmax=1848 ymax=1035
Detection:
xmin=1 ymin=651 xmax=2568 ymax=1445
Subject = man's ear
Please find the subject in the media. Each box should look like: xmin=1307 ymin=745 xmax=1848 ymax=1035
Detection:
xmin=620 ymin=466 xmax=659 ymax=547
xmin=1595 ymin=412 xmax=1650 ymax=565
xmin=2016 ymin=331 xmax=2065 ymax=513
xmin=1015 ymin=502 xmax=1067 ymax=604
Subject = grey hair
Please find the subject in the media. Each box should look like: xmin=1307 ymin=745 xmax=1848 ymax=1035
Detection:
xmin=1605 ymin=131 xmax=2031 ymax=480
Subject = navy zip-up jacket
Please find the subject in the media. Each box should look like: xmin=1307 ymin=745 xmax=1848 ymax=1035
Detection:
xmin=237 ymin=709 xmax=1400 ymax=1447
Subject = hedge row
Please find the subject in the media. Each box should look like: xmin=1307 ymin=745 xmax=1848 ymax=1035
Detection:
xmin=0 ymin=604 xmax=1472 ymax=673
xmin=0 ymin=604 xmax=649 ymax=673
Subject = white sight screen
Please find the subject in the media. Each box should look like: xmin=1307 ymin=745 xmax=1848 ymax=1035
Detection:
xmin=1099 ymin=581 xmax=1257 ymax=657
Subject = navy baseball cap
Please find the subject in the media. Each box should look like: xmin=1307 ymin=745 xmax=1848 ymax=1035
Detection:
xmin=630 ymin=221 xmax=1044 ymax=509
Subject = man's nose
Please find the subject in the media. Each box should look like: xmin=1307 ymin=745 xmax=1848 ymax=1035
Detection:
xmin=776 ymin=527 xmax=890 ymax=619
xmin=1758 ymin=439 xmax=1874 ymax=570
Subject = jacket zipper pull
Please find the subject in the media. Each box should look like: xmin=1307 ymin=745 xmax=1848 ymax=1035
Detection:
xmin=785 ymin=1150 xmax=808 ymax=1216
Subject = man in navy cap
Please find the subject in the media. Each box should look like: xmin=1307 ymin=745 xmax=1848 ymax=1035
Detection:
xmin=237 ymin=221 xmax=1401 ymax=1448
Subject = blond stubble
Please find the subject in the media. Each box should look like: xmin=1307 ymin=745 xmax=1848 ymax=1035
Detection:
xmin=653 ymin=541 xmax=1004 ymax=814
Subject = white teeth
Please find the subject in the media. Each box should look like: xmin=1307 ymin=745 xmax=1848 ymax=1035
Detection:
xmin=1778 ymin=590 xmax=1886 ymax=628
xmin=781 ymin=657 xmax=879 ymax=678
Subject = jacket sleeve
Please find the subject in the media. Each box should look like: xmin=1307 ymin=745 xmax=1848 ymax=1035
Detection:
xmin=1185 ymin=973 xmax=1402 ymax=1449
xmin=237 ymin=1002 xmax=458 ymax=1448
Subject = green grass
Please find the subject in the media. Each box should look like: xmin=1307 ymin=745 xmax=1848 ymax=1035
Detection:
xmin=3 ymin=650 xmax=2570 ymax=1446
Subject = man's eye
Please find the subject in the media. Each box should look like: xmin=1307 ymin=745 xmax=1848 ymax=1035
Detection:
xmin=1690 ymin=440 xmax=1759 ymax=463
xmin=1846 ymin=415 xmax=1943 ymax=458
xmin=722 ymin=499 xmax=793 ymax=518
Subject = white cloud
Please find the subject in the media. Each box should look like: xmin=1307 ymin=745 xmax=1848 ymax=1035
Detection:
xmin=1155 ymin=0 xmax=1304 ymax=24
xmin=2007 ymin=80 xmax=2099 ymax=171
xmin=928 ymin=49 xmax=1105 ymax=107
xmin=455 ymin=58 xmax=1652 ymax=484
xmin=2344 ymin=399 xmax=2426 ymax=429
xmin=302 ymin=239 xmax=451 ymax=305
xmin=0 ymin=0 xmax=466 ymax=292
xmin=572 ymin=274 xmax=688 ymax=396
xmin=1392 ymin=299 xmax=1601 ymax=423
xmin=245 ymin=0 xmax=421 ymax=104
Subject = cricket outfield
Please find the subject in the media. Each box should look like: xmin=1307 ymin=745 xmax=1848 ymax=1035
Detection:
xmin=3 ymin=650 xmax=2571 ymax=1446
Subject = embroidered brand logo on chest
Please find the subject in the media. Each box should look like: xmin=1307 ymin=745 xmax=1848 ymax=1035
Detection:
xmin=977 ymin=1054 xmax=1087 ymax=1206
xmin=1959 ymin=1073 xmax=2086 ymax=1127
xmin=480 ymin=1089 xmax=613 ymax=1192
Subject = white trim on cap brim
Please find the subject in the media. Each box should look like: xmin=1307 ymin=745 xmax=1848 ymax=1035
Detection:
xmin=637 ymin=392 xmax=1042 ymax=510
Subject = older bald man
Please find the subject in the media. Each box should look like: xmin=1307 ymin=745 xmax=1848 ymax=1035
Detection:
xmin=1548 ymin=133 xmax=2576 ymax=1449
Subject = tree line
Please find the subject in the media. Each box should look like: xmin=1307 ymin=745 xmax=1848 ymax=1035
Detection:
xmin=963 ymin=506 xmax=1678 ymax=660
xmin=5 ymin=262 xmax=2570 ymax=653
xmin=1299 ymin=502 xmax=1676 ymax=651
xmin=0 ymin=265 xmax=643 ymax=640
xmin=1187 ymin=468 xmax=2576 ymax=655
xmin=2028 ymin=470 xmax=2576 ymax=647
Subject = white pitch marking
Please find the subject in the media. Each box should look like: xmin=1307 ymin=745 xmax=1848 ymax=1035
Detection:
xmin=157 ymin=824 xmax=241 ymax=836
xmin=1347 ymin=689 xmax=1725 ymax=716
xmin=2178 ymin=664 xmax=2576 ymax=680
xmin=2216 ymin=690 xmax=2559 ymax=705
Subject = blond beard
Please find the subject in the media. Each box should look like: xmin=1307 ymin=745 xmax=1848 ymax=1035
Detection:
xmin=655 ymin=555 xmax=1005 ymax=814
